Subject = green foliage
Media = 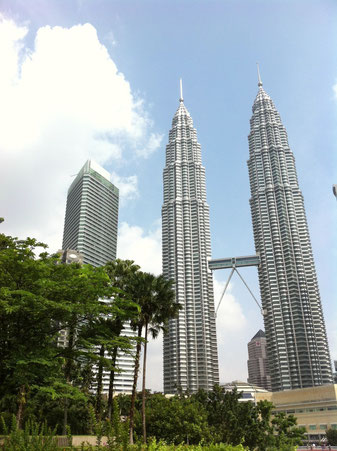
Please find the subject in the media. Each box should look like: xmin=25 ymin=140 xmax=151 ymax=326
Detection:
xmin=193 ymin=385 xmax=305 ymax=450
xmin=270 ymin=411 xmax=306 ymax=449
xmin=326 ymin=428 xmax=337 ymax=445
xmin=0 ymin=415 xmax=58 ymax=450
xmin=0 ymin=228 xmax=142 ymax=431
xmin=130 ymin=393 xmax=211 ymax=445
xmin=0 ymin=228 xmax=307 ymax=450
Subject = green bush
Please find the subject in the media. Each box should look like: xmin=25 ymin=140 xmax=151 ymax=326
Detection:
xmin=0 ymin=415 xmax=59 ymax=450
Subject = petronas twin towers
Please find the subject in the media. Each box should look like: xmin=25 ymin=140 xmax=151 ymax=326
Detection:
xmin=162 ymin=85 xmax=219 ymax=393
xmin=162 ymin=76 xmax=332 ymax=393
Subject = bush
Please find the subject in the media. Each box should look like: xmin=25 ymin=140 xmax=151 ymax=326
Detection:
xmin=0 ymin=415 xmax=59 ymax=450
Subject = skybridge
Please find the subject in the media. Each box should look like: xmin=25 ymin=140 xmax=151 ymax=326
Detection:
xmin=208 ymin=254 xmax=265 ymax=317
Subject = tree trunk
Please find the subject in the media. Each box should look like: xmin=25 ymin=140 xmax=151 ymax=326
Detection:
xmin=63 ymin=324 xmax=75 ymax=435
xmin=107 ymin=346 xmax=118 ymax=420
xmin=142 ymin=322 xmax=148 ymax=444
xmin=16 ymin=385 xmax=26 ymax=429
xmin=96 ymin=344 xmax=105 ymax=420
xmin=129 ymin=324 xmax=143 ymax=444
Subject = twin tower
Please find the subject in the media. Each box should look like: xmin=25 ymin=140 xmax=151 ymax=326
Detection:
xmin=162 ymin=77 xmax=332 ymax=393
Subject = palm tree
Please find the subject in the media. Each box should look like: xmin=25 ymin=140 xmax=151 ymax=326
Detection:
xmin=104 ymin=259 xmax=140 ymax=420
xmin=128 ymin=272 xmax=181 ymax=444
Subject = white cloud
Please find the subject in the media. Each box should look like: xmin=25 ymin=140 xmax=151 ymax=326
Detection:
xmin=0 ymin=15 xmax=159 ymax=250
xmin=213 ymin=275 xmax=249 ymax=383
xmin=117 ymin=221 xmax=162 ymax=275
xmin=118 ymin=220 xmax=163 ymax=391
xmin=110 ymin=172 xmax=139 ymax=203
xmin=136 ymin=132 xmax=163 ymax=158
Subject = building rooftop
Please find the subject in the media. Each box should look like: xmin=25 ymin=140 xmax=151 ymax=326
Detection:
xmin=251 ymin=329 xmax=265 ymax=340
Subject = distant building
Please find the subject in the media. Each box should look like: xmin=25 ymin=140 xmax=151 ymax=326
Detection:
xmin=247 ymin=71 xmax=332 ymax=391
xmin=334 ymin=361 xmax=337 ymax=384
xmin=62 ymin=160 xmax=134 ymax=395
xmin=256 ymin=384 xmax=337 ymax=443
xmin=62 ymin=160 xmax=119 ymax=267
xmin=247 ymin=330 xmax=272 ymax=391
xmin=58 ymin=248 xmax=84 ymax=265
xmin=221 ymin=380 xmax=269 ymax=404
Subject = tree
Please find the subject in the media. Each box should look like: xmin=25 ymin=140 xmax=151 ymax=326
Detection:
xmin=270 ymin=412 xmax=306 ymax=449
xmin=0 ymin=227 xmax=141 ymax=432
xmin=38 ymin=257 xmax=116 ymax=433
xmin=194 ymin=385 xmax=305 ymax=450
xmin=128 ymin=272 xmax=180 ymax=444
xmin=326 ymin=428 xmax=337 ymax=446
xmin=104 ymin=259 xmax=140 ymax=420
xmin=137 ymin=393 xmax=211 ymax=444
xmin=0 ymin=232 xmax=65 ymax=427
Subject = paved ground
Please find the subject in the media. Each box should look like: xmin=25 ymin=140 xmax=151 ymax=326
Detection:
xmin=297 ymin=447 xmax=337 ymax=450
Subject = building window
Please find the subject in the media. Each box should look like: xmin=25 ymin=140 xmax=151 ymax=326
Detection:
xmin=309 ymin=425 xmax=317 ymax=431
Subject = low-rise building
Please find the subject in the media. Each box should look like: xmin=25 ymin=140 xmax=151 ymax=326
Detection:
xmin=221 ymin=380 xmax=269 ymax=403
xmin=256 ymin=384 xmax=337 ymax=443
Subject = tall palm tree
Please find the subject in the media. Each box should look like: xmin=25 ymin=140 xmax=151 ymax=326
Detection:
xmin=128 ymin=272 xmax=181 ymax=444
xmin=104 ymin=259 xmax=140 ymax=419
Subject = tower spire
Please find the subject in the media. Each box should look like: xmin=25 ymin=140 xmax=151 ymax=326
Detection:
xmin=256 ymin=63 xmax=263 ymax=87
xmin=179 ymin=78 xmax=183 ymax=102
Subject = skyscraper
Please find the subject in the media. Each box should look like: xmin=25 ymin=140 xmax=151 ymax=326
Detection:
xmin=162 ymin=82 xmax=219 ymax=393
xmin=62 ymin=160 xmax=135 ymax=394
xmin=62 ymin=160 xmax=119 ymax=266
xmin=247 ymin=330 xmax=271 ymax=391
xmin=247 ymin=71 xmax=332 ymax=391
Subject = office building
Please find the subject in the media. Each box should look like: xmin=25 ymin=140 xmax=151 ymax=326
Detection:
xmin=162 ymin=82 xmax=219 ymax=393
xmin=247 ymin=71 xmax=332 ymax=391
xmin=62 ymin=160 xmax=119 ymax=267
xmin=247 ymin=329 xmax=272 ymax=391
xmin=62 ymin=160 xmax=134 ymax=394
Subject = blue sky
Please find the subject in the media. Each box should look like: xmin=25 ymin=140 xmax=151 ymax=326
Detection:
xmin=0 ymin=0 xmax=336 ymax=390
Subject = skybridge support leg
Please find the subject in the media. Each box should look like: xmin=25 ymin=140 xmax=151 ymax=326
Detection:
xmin=215 ymin=267 xmax=235 ymax=318
xmin=234 ymin=267 xmax=263 ymax=314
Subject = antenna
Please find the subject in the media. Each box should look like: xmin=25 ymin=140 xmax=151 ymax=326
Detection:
xmin=256 ymin=63 xmax=263 ymax=87
xmin=179 ymin=78 xmax=183 ymax=102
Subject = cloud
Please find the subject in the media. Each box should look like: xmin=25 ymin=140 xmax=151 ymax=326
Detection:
xmin=110 ymin=172 xmax=139 ymax=203
xmin=118 ymin=220 xmax=163 ymax=391
xmin=117 ymin=221 xmax=162 ymax=274
xmin=0 ymin=15 xmax=159 ymax=250
xmin=212 ymin=275 xmax=249 ymax=383
xmin=213 ymin=276 xmax=247 ymax=334
xmin=136 ymin=132 xmax=163 ymax=158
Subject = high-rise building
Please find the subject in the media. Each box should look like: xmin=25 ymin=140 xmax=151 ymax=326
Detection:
xmin=62 ymin=160 xmax=119 ymax=267
xmin=247 ymin=71 xmax=332 ymax=391
xmin=162 ymin=83 xmax=219 ymax=393
xmin=62 ymin=160 xmax=134 ymax=394
xmin=247 ymin=329 xmax=272 ymax=391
